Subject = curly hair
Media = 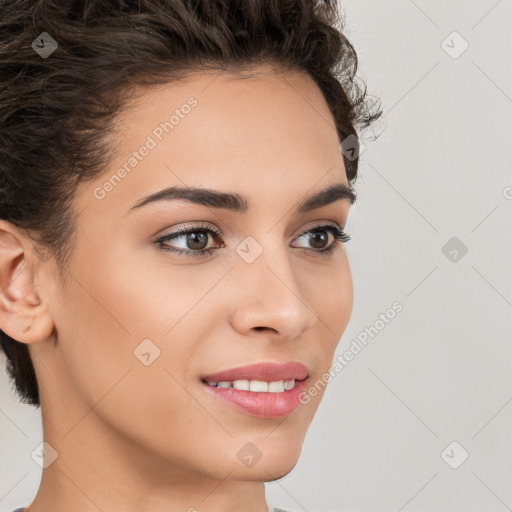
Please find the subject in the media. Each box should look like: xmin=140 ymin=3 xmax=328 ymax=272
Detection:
xmin=0 ymin=0 xmax=382 ymax=407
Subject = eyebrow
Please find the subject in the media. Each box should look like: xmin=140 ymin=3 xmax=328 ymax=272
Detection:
xmin=127 ymin=183 xmax=356 ymax=215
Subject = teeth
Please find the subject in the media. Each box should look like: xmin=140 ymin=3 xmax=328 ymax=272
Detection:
xmin=207 ymin=379 xmax=296 ymax=392
xmin=233 ymin=379 xmax=250 ymax=391
xmin=249 ymin=380 xmax=268 ymax=392
xmin=268 ymin=380 xmax=284 ymax=392
xmin=284 ymin=379 xmax=295 ymax=390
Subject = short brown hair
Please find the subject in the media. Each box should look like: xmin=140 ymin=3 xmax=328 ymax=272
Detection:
xmin=0 ymin=0 xmax=382 ymax=407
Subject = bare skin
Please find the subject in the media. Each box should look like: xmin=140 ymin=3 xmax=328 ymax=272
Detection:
xmin=0 ymin=66 xmax=354 ymax=512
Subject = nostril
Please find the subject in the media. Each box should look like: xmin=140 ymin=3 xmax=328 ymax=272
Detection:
xmin=252 ymin=326 xmax=278 ymax=333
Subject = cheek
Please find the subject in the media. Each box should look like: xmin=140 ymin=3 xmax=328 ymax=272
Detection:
xmin=291 ymin=259 xmax=352 ymax=415
xmin=53 ymin=253 xmax=228 ymax=465
xmin=302 ymin=253 xmax=353 ymax=340
xmin=57 ymin=243 xmax=232 ymax=400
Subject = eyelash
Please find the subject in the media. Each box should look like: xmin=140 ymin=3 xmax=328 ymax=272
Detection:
xmin=154 ymin=221 xmax=351 ymax=259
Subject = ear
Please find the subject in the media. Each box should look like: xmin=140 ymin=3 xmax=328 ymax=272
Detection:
xmin=0 ymin=220 xmax=55 ymax=344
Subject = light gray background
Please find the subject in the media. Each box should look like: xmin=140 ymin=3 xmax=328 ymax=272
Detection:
xmin=1 ymin=1 xmax=511 ymax=511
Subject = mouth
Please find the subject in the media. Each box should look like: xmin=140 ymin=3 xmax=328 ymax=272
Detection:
xmin=200 ymin=360 xmax=309 ymax=384
xmin=199 ymin=361 xmax=310 ymax=418
xmin=200 ymin=377 xmax=307 ymax=392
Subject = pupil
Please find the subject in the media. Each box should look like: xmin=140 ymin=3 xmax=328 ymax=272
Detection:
xmin=310 ymin=231 xmax=328 ymax=249
xmin=187 ymin=232 xmax=208 ymax=250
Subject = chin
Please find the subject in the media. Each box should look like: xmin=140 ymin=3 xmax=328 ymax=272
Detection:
xmin=231 ymin=456 xmax=300 ymax=483
xmin=223 ymin=436 xmax=304 ymax=482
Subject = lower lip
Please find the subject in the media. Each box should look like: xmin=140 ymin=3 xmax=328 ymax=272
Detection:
xmin=201 ymin=379 xmax=308 ymax=419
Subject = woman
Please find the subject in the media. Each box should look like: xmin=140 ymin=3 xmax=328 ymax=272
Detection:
xmin=0 ymin=0 xmax=381 ymax=511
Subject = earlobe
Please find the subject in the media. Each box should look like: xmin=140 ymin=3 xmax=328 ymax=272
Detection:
xmin=0 ymin=220 xmax=55 ymax=344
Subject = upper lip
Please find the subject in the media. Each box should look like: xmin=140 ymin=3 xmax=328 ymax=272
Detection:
xmin=201 ymin=361 xmax=309 ymax=383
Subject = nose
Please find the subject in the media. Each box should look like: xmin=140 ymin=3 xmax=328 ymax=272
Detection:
xmin=228 ymin=239 xmax=318 ymax=341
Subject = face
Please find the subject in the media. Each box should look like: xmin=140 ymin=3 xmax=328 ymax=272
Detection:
xmin=30 ymin=66 xmax=354 ymax=483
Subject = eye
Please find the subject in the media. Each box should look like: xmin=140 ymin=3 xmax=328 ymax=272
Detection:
xmin=292 ymin=224 xmax=351 ymax=255
xmin=154 ymin=222 xmax=223 ymax=258
xmin=154 ymin=222 xmax=351 ymax=258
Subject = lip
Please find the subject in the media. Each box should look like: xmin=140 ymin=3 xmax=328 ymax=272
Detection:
xmin=201 ymin=378 xmax=308 ymax=419
xmin=201 ymin=361 xmax=309 ymax=383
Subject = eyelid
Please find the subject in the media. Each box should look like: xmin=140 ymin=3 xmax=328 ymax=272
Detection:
xmin=296 ymin=219 xmax=345 ymax=235
xmin=155 ymin=219 xmax=345 ymax=242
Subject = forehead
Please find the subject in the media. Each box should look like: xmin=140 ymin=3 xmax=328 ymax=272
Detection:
xmin=76 ymin=66 xmax=347 ymax=217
